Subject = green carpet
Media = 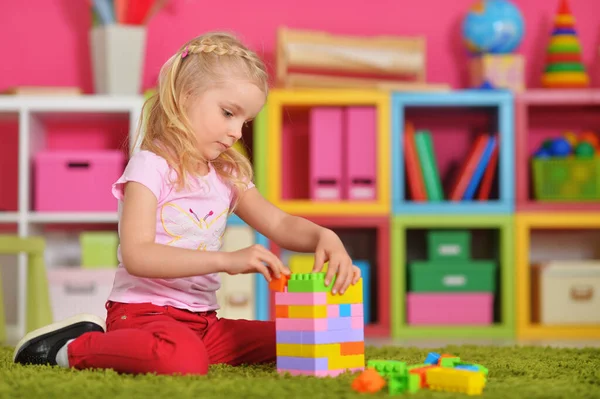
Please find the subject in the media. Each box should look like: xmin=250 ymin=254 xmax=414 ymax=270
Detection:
xmin=1 ymin=345 xmax=599 ymax=398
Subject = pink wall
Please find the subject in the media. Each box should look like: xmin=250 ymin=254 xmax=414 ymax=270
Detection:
xmin=1 ymin=0 xmax=599 ymax=92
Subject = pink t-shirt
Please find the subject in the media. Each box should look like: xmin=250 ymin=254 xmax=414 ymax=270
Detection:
xmin=107 ymin=149 xmax=254 ymax=312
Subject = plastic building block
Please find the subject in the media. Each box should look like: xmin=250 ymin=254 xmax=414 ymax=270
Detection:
xmin=275 ymin=292 xmax=327 ymax=305
xmin=424 ymin=352 xmax=441 ymax=365
xmin=287 ymin=272 xmax=337 ymax=293
xmin=439 ymin=355 xmax=461 ymax=368
xmin=326 ymin=279 xmax=363 ymax=304
xmin=269 ymin=273 xmax=289 ymax=292
xmin=339 ymin=303 xmax=352 ymax=317
xmin=409 ymin=365 xmax=437 ymax=388
xmin=340 ymin=341 xmax=364 ymax=355
xmin=276 ymin=316 xmax=354 ymax=331
xmin=425 ymin=368 xmax=486 ymax=395
xmin=276 ymin=328 xmax=364 ymax=344
xmin=351 ymin=368 xmax=387 ymax=393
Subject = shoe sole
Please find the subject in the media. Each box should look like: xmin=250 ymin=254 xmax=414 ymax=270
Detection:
xmin=13 ymin=313 xmax=106 ymax=363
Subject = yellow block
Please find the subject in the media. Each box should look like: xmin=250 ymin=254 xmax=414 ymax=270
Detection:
xmin=288 ymin=305 xmax=328 ymax=318
xmin=426 ymin=368 xmax=486 ymax=396
xmin=277 ymin=343 xmax=341 ymax=357
xmin=289 ymin=255 xmax=330 ymax=273
xmin=327 ymin=279 xmax=363 ymax=304
xmin=328 ymin=354 xmax=365 ymax=370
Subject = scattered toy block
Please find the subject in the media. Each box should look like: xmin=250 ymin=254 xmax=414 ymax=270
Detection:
xmin=351 ymin=368 xmax=387 ymax=393
xmin=269 ymin=272 xmax=289 ymax=292
xmin=426 ymin=368 xmax=486 ymax=396
xmin=424 ymin=352 xmax=441 ymax=365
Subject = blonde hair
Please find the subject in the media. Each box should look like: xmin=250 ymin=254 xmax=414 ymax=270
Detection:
xmin=135 ymin=32 xmax=268 ymax=211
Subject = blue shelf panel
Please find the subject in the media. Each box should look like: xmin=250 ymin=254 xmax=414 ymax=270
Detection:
xmin=393 ymin=201 xmax=513 ymax=214
xmin=391 ymin=90 xmax=515 ymax=215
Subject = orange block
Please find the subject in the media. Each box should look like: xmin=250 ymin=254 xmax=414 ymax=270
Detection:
xmin=269 ymin=273 xmax=289 ymax=292
xmin=340 ymin=341 xmax=364 ymax=355
xmin=351 ymin=368 xmax=386 ymax=393
xmin=275 ymin=305 xmax=288 ymax=318
xmin=437 ymin=353 xmax=456 ymax=365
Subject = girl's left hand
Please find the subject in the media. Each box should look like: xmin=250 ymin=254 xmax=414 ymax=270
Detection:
xmin=312 ymin=229 xmax=361 ymax=295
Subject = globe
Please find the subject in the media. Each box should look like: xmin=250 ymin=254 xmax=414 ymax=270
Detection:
xmin=462 ymin=0 xmax=525 ymax=54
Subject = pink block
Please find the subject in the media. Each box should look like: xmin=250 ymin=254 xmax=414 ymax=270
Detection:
xmin=278 ymin=367 xmax=364 ymax=377
xmin=310 ymin=107 xmax=344 ymax=200
xmin=351 ymin=316 xmax=364 ymax=330
xmin=406 ymin=293 xmax=493 ymax=325
xmin=351 ymin=304 xmax=363 ymax=317
xmin=276 ymin=317 xmax=327 ymax=331
xmin=275 ymin=292 xmax=327 ymax=305
xmin=345 ymin=107 xmax=376 ymax=200
xmin=34 ymin=150 xmax=125 ymax=212
xmin=327 ymin=305 xmax=340 ymax=317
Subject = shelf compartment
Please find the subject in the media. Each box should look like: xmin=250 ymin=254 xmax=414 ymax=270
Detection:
xmin=265 ymin=216 xmax=390 ymax=337
xmin=391 ymin=214 xmax=514 ymax=339
xmin=391 ymin=90 xmax=514 ymax=214
xmin=516 ymin=89 xmax=600 ymax=212
xmin=254 ymin=88 xmax=390 ymax=216
xmin=515 ymin=212 xmax=600 ymax=340
xmin=0 ymin=111 xmax=19 ymax=213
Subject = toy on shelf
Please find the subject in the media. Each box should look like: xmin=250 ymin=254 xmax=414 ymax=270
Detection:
xmin=271 ymin=271 xmax=365 ymax=377
xmin=275 ymin=27 xmax=449 ymax=92
xmin=463 ymin=0 xmax=526 ymax=92
xmin=531 ymin=131 xmax=599 ymax=201
xmin=407 ymin=230 xmax=496 ymax=325
xmin=352 ymin=351 xmax=488 ymax=395
xmin=541 ymin=0 xmax=589 ymax=88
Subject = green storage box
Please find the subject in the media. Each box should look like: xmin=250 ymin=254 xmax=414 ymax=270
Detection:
xmin=409 ymin=261 xmax=497 ymax=292
xmin=532 ymin=157 xmax=600 ymax=201
xmin=80 ymin=231 xmax=119 ymax=268
xmin=427 ymin=230 xmax=470 ymax=261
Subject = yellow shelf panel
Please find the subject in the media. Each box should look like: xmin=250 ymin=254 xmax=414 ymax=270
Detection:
xmin=266 ymin=88 xmax=390 ymax=212
xmin=515 ymin=212 xmax=600 ymax=340
xmin=270 ymin=200 xmax=389 ymax=216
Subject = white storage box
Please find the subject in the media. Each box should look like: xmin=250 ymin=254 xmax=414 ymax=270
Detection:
xmin=48 ymin=268 xmax=116 ymax=323
xmin=217 ymin=225 xmax=255 ymax=320
xmin=533 ymin=261 xmax=600 ymax=325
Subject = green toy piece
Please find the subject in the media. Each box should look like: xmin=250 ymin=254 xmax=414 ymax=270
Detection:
xmin=287 ymin=272 xmax=337 ymax=293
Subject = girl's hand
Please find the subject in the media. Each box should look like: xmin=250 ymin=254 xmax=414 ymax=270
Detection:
xmin=312 ymin=229 xmax=361 ymax=295
xmin=224 ymin=244 xmax=290 ymax=282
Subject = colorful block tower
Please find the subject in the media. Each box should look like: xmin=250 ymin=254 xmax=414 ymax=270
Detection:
xmin=272 ymin=272 xmax=365 ymax=377
xmin=541 ymin=0 xmax=589 ymax=88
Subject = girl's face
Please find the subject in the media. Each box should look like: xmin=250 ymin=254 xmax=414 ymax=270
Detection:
xmin=187 ymin=79 xmax=265 ymax=162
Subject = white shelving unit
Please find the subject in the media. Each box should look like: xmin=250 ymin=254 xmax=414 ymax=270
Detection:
xmin=0 ymin=95 xmax=145 ymax=342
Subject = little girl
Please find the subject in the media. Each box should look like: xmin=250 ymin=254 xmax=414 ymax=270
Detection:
xmin=12 ymin=32 xmax=360 ymax=376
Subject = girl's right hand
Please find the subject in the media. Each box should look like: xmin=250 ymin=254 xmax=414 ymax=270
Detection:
xmin=224 ymin=244 xmax=290 ymax=282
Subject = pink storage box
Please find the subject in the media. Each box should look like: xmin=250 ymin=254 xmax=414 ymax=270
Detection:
xmin=406 ymin=293 xmax=493 ymax=325
xmin=34 ymin=150 xmax=126 ymax=212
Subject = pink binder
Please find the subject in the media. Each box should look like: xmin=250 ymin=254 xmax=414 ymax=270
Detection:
xmin=309 ymin=107 xmax=344 ymax=200
xmin=345 ymin=107 xmax=376 ymax=200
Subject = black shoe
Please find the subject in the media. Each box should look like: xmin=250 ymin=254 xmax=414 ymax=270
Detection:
xmin=13 ymin=314 xmax=106 ymax=366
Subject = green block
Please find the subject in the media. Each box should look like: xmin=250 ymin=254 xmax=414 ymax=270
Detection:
xmin=287 ymin=272 xmax=337 ymax=293
xmin=428 ymin=230 xmax=470 ymax=261
xmin=80 ymin=231 xmax=119 ymax=268
xmin=408 ymin=261 xmax=497 ymax=292
xmin=440 ymin=357 xmax=461 ymax=367
xmin=408 ymin=373 xmax=421 ymax=393
xmin=388 ymin=377 xmax=407 ymax=395
xmin=367 ymin=360 xmax=407 ymax=379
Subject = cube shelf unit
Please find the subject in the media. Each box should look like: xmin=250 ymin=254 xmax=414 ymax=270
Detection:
xmin=0 ymin=95 xmax=144 ymax=339
xmin=254 ymin=88 xmax=391 ymax=216
xmin=223 ymin=214 xmax=270 ymax=322
xmin=259 ymin=216 xmax=390 ymax=337
xmin=516 ymin=89 xmax=600 ymax=212
xmin=391 ymin=90 xmax=514 ymax=214
xmin=391 ymin=215 xmax=515 ymax=339
xmin=515 ymin=213 xmax=600 ymax=340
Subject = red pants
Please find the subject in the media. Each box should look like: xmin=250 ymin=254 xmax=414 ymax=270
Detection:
xmin=67 ymin=301 xmax=276 ymax=376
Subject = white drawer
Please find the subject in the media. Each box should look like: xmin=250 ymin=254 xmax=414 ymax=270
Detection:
xmin=47 ymin=268 xmax=116 ymax=323
xmin=534 ymin=261 xmax=600 ymax=325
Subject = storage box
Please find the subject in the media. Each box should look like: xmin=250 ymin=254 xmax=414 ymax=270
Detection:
xmin=532 ymin=157 xmax=600 ymax=201
xmin=34 ymin=150 xmax=126 ymax=212
xmin=80 ymin=231 xmax=119 ymax=268
xmin=406 ymin=293 xmax=494 ymax=325
xmin=409 ymin=261 xmax=496 ymax=292
xmin=532 ymin=261 xmax=600 ymax=325
xmin=428 ymin=230 xmax=471 ymax=261
xmin=48 ymin=268 xmax=116 ymax=323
